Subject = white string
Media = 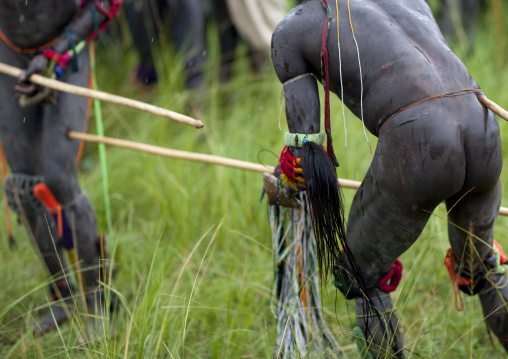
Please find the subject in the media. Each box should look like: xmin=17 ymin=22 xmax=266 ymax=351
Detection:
xmin=278 ymin=87 xmax=284 ymax=131
xmin=352 ymin=34 xmax=371 ymax=153
xmin=278 ymin=73 xmax=314 ymax=131
xmin=336 ymin=1 xmax=348 ymax=150
xmin=346 ymin=0 xmax=371 ymax=153
xmin=337 ymin=42 xmax=347 ymax=150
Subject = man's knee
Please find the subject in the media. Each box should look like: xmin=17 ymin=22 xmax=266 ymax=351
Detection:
xmin=44 ymin=171 xmax=79 ymax=203
xmin=333 ymin=259 xmax=404 ymax=299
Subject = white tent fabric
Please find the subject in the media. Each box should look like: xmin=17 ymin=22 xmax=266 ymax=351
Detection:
xmin=225 ymin=0 xmax=288 ymax=55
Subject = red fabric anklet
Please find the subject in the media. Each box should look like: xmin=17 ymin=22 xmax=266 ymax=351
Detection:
xmin=378 ymin=259 xmax=403 ymax=293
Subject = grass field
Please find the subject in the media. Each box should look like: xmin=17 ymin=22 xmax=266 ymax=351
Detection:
xmin=1 ymin=4 xmax=508 ymax=358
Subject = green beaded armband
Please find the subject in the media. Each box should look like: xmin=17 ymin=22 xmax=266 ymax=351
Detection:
xmin=284 ymin=131 xmax=325 ymax=148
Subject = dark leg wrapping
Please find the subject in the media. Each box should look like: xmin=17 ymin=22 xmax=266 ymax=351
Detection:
xmin=446 ymin=245 xmax=508 ymax=351
xmin=356 ymin=289 xmax=405 ymax=358
xmin=333 ymin=258 xmax=406 ymax=358
xmin=4 ymin=173 xmax=45 ymax=216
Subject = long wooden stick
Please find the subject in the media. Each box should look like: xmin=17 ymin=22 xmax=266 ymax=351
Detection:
xmin=68 ymin=131 xmax=508 ymax=216
xmin=68 ymin=131 xmax=360 ymax=189
xmin=0 ymin=62 xmax=203 ymax=128
xmin=478 ymin=94 xmax=508 ymax=121
xmin=68 ymin=131 xmax=274 ymax=175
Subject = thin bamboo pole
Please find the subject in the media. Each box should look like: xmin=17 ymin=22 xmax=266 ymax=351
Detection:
xmin=67 ymin=131 xmax=361 ymax=190
xmin=0 ymin=62 xmax=203 ymax=128
xmin=68 ymin=131 xmax=508 ymax=217
xmin=68 ymin=131 xmax=274 ymax=174
xmin=478 ymin=95 xmax=508 ymax=121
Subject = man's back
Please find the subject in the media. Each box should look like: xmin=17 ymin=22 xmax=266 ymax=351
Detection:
xmin=272 ymin=0 xmax=477 ymax=134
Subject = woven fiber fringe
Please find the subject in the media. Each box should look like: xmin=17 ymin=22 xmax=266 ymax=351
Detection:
xmin=269 ymin=192 xmax=346 ymax=358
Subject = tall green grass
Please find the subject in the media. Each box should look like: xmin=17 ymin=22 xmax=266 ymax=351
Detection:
xmin=1 ymin=5 xmax=508 ymax=358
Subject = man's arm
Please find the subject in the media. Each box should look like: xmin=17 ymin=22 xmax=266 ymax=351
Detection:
xmin=271 ymin=21 xmax=321 ymax=157
xmin=18 ymin=0 xmax=122 ymax=87
xmin=50 ymin=0 xmax=122 ymax=55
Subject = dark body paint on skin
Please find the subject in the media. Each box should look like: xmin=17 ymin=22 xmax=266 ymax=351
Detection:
xmin=0 ymin=0 xmax=115 ymax=337
xmin=272 ymin=0 xmax=505 ymax=356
